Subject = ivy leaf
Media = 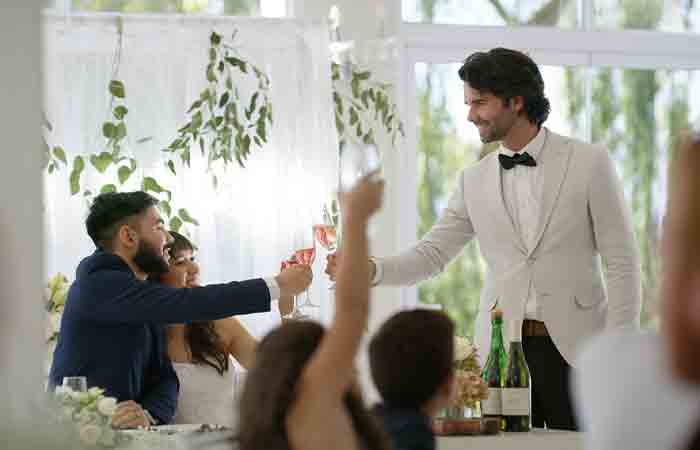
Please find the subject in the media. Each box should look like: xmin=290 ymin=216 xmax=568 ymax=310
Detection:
xmin=210 ymin=32 xmax=222 ymax=46
xmin=118 ymin=165 xmax=132 ymax=184
xmin=160 ymin=200 xmax=172 ymax=218
xmin=248 ymin=92 xmax=259 ymax=117
xmin=187 ymin=100 xmax=202 ymax=113
xmin=90 ymin=152 xmax=113 ymax=173
xmin=206 ymin=64 xmax=217 ymax=83
xmin=169 ymin=216 xmax=183 ymax=233
xmin=349 ymin=107 xmax=359 ymax=126
xmin=209 ymin=47 xmax=217 ymax=62
xmin=69 ymin=156 xmax=85 ymax=195
xmin=361 ymin=91 xmax=370 ymax=109
xmin=100 ymin=184 xmax=117 ymax=194
xmin=143 ymin=176 xmax=165 ymax=194
xmin=335 ymin=112 xmax=344 ymax=135
xmin=53 ymin=146 xmax=67 ymax=164
xmin=102 ymin=122 xmax=116 ymax=139
xmin=333 ymin=92 xmax=343 ymax=115
xmin=218 ymin=60 xmax=225 ymax=73
xmin=130 ymin=158 xmax=137 ymax=171
xmin=199 ymin=137 xmax=205 ymax=156
xmin=355 ymin=71 xmax=371 ymax=81
xmin=165 ymin=159 xmax=177 ymax=175
xmin=191 ymin=111 xmax=203 ymax=130
xmin=109 ymin=80 xmax=126 ymax=98
xmin=219 ymin=92 xmax=230 ymax=109
xmin=225 ymin=56 xmax=247 ymax=73
xmin=178 ymin=208 xmax=199 ymax=226
xmin=181 ymin=149 xmax=191 ymax=167
xmin=351 ymin=77 xmax=360 ymax=98
xmin=48 ymin=163 xmax=55 ymax=174
xmin=115 ymin=122 xmax=127 ymax=140
xmin=256 ymin=122 xmax=267 ymax=143
xmin=225 ymin=76 xmax=233 ymax=90
xmin=113 ymin=106 xmax=128 ymax=120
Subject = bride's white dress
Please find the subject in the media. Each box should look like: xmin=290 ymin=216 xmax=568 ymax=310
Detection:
xmin=171 ymin=359 xmax=244 ymax=428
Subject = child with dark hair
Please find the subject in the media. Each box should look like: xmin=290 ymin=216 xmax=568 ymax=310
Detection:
xmin=369 ymin=310 xmax=456 ymax=450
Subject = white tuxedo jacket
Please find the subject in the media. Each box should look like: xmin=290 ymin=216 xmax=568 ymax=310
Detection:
xmin=376 ymin=129 xmax=642 ymax=364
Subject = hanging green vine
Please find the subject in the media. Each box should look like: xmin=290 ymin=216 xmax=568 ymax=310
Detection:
xmin=331 ymin=62 xmax=405 ymax=149
xmin=163 ymin=31 xmax=273 ymax=189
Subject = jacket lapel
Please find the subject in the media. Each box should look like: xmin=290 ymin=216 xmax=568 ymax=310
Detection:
xmin=484 ymin=153 xmax=528 ymax=254
xmin=529 ymin=134 xmax=573 ymax=256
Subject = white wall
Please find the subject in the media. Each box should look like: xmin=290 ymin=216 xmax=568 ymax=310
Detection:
xmin=0 ymin=0 xmax=47 ymax=439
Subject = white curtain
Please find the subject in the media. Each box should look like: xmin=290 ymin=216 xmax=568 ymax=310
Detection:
xmin=42 ymin=13 xmax=339 ymax=335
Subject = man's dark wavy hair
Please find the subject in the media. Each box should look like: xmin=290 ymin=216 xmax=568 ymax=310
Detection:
xmin=85 ymin=191 xmax=159 ymax=250
xmin=458 ymin=48 xmax=550 ymax=127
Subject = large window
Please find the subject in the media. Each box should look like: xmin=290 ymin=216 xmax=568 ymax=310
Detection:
xmin=403 ymin=0 xmax=700 ymax=337
xmin=51 ymin=0 xmax=286 ymax=16
xmin=403 ymin=0 xmax=700 ymax=33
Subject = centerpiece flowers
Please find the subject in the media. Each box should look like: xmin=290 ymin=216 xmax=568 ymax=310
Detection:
xmin=447 ymin=336 xmax=489 ymax=417
xmin=53 ymin=386 xmax=129 ymax=448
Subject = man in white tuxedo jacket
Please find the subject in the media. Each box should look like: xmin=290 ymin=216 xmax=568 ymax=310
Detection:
xmin=327 ymin=48 xmax=641 ymax=429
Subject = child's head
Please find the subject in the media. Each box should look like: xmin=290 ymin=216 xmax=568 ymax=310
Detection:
xmin=369 ymin=309 xmax=455 ymax=413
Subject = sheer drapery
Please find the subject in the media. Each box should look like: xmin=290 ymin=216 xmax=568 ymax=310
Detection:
xmin=43 ymin=13 xmax=338 ymax=335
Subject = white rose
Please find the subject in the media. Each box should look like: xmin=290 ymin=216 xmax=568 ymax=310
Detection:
xmin=78 ymin=424 xmax=103 ymax=447
xmin=97 ymin=397 xmax=117 ymax=417
xmin=77 ymin=410 xmax=99 ymax=425
xmin=88 ymin=387 xmax=104 ymax=398
xmin=453 ymin=337 xmax=474 ymax=361
xmin=49 ymin=312 xmax=62 ymax=335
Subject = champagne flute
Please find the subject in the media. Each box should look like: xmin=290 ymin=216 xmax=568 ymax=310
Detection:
xmin=314 ymin=201 xmax=339 ymax=290
xmin=294 ymin=227 xmax=317 ymax=313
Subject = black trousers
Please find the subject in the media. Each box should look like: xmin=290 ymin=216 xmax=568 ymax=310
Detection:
xmin=522 ymin=334 xmax=579 ymax=430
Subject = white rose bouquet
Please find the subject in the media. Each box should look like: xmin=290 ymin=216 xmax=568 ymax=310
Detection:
xmin=450 ymin=336 xmax=489 ymax=408
xmin=53 ymin=386 xmax=129 ymax=448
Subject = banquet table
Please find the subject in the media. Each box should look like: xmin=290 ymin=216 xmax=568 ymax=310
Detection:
xmin=438 ymin=429 xmax=584 ymax=450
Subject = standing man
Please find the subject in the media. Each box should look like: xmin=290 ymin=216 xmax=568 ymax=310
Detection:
xmin=327 ymin=48 xmax=641 ymax=430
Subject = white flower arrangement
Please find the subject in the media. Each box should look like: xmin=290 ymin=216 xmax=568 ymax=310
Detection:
xmin=45 ymin=273 xmax=70 ymax=374
xmin=53 ymin=386 xmax=130 ymax=448
xmin=450 ymin=336 xmax=489 ymax=408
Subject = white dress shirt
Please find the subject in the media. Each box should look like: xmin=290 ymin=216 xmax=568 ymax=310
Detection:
xmin=499 ymin=127 xmax=548 ymax=320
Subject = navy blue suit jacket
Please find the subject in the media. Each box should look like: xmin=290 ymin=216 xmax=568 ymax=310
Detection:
xmin=49 ymin=250 xmax=271 ymax=424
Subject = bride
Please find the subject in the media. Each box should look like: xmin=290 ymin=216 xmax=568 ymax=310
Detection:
xmin=154 ymin=231 xmax=293 ymax=427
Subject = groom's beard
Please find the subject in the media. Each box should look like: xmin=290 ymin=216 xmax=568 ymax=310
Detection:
xmin=133 ymin=240 xmax=169 ymax=275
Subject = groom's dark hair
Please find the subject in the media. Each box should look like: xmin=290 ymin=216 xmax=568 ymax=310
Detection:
xmin=369 ymin=309 xmax=455 ymax=409
xmin=458 ymin=48 xmax=551 ymax=127
xmin=86 ymin=191 xmax=159 ymax=250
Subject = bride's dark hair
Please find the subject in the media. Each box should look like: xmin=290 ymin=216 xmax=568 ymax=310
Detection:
xmin=156 ymin=231 xmax=229 ymax=375
xmin=238 ymin=320 xmax=390 ymax=450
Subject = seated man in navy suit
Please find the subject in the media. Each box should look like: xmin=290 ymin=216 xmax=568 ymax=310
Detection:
xmin=49 ymin=191 xmax=312 ymax=428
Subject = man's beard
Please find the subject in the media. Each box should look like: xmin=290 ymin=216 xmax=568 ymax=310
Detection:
xmin=133 ymin=239 xmax=169 ymax=275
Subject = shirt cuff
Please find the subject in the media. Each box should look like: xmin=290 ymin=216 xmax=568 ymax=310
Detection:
xmin=143 ymin=409 xmax=158 ymax=426
xmin=370 ymin=257 xmax=382 ymax=286
xmin=264 ymin=276 xmax=280 ymax=300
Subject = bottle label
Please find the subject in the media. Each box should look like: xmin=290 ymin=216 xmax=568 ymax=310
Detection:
xmin=502 ymin=388 xmax=529 ymax=415
xmin=482 ymin=388 xmax=502 ymax=415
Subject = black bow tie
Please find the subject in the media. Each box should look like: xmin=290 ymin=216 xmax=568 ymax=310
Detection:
xmin=498 ymin=152 xmax=537 ymax=170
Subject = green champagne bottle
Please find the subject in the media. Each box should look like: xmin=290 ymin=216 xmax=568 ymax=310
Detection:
xmin=503 ymin=319 xmax=531 ymax=432
xmin=481 ymin=309 xmax=507 ymax=428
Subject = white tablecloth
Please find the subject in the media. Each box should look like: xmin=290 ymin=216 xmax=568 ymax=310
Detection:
xmin=438 ymin=429 xmax=584 ymax=450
